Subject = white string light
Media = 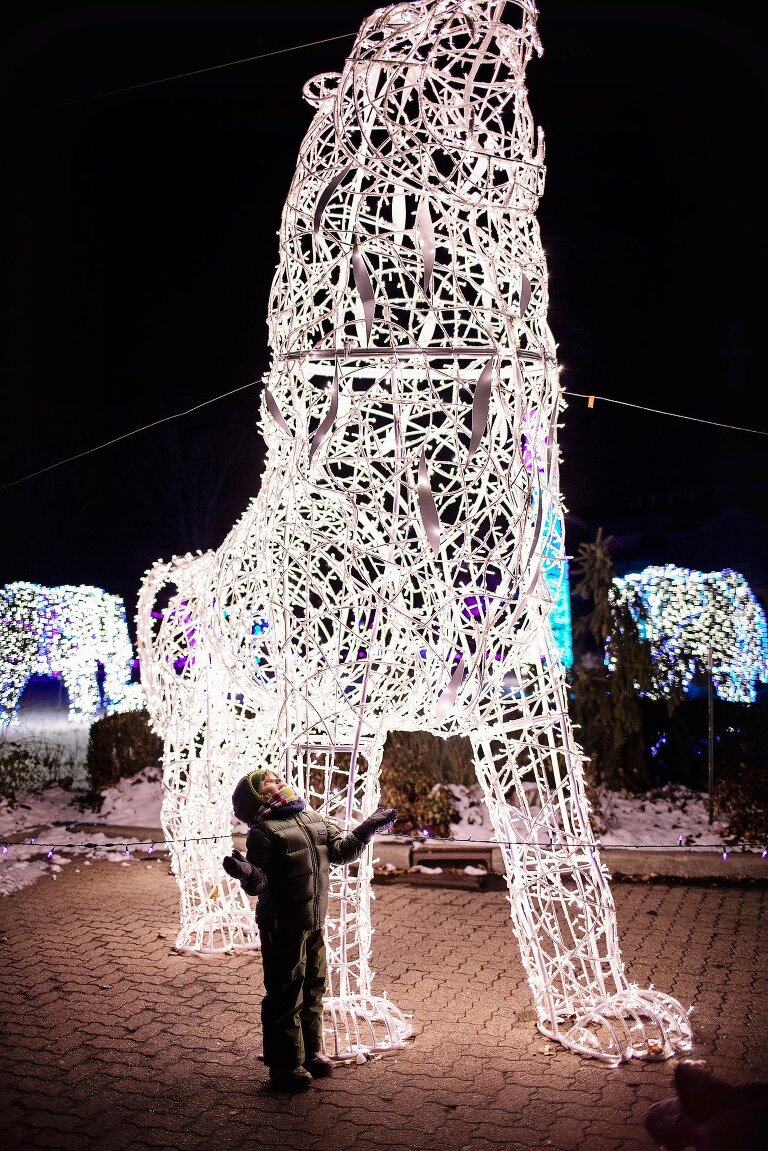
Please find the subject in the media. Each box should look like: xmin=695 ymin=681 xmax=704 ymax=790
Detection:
xmin=136 ymin=0 xmax=693 ymax=1064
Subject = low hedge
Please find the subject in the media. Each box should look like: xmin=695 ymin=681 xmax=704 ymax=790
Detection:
xmin=85 ymin=709 xmax=163 ymax=793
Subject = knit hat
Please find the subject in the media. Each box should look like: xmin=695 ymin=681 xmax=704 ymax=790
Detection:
xmin=232 ymin=770 xmax=268 ymax=825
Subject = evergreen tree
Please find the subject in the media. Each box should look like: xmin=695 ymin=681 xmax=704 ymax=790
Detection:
xmin=569 ymin=529 xmax=656 ymax=790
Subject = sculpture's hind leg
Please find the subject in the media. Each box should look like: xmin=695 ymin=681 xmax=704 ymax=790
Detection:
xmin=137 ymin=555 xmax=265 ymax=953
xmin=456 ymin=642 xmax=692 ymax=1064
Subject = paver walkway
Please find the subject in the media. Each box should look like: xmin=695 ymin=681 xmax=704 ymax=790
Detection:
xmin=2 ymin=858 xmax=767 ymax=1150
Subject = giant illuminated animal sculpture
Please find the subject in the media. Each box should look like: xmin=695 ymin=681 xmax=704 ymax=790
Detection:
xmin=137 ymin=0 xmax=693 ymax=1064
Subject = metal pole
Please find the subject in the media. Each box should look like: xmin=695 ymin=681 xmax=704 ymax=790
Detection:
xmin=707 ymin=644 xmax=714 ymax=824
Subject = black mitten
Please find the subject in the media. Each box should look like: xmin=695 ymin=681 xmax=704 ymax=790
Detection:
xmin=223 ymin=848 xmax=266 ymax=895
xmin=353 ymin=807 xmax=398 ymax=845
xmin=222 ymin=847 xmax=254 ymax=883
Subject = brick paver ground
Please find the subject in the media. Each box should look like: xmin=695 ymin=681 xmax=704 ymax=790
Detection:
xmin=2 ymin=858 xmax=766 ymax=1150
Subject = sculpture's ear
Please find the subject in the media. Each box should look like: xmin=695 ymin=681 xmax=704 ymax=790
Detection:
xmin=303 ymin=71 xmax=341 ymax=109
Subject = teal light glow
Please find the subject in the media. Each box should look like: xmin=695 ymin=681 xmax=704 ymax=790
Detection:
xmin=542 ymin=505 xmax=573 ymax=670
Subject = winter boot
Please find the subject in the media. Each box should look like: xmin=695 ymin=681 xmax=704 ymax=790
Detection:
xmin=303 ymin=1052 xmax=334 ymax=1078
xmin=268 ymin=1066 xmax=313 ymax=1093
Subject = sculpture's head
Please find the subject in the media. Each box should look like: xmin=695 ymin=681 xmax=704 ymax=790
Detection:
xmin=304 ymin=0 xmax=544 ymax=197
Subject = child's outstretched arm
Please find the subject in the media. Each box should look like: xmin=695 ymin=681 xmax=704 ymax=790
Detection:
xmin=352 ymin=807 xmax=398 ymax=844
xmin=326 ymin=807 xmax=398 ymax=865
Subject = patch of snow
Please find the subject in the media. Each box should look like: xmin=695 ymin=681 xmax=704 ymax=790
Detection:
xmin=588 ymin=783 xmax=731 ymax=849
xmin=2 ymin=715 xmax=91 ymax=788
xmin=443 ymin=781 xmax=732 ymax=852
xmin=96 ymin=766 xmax=164 ymax=825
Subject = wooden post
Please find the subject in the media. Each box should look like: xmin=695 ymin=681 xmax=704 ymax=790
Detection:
xmin=707 ymin=645 xmax=714 ymax=825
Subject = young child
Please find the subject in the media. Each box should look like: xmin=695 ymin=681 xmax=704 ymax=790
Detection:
xmin=223 ymin=768 xmax=397 ymax=1092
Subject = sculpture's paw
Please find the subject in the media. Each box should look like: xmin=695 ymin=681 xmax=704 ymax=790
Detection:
xmin=173 ymin=895 xmax=261 ymax=955
xmin=546 ymin=987 xmax=693 ymax=1065
xmin=323 ymin=994 xmax=414 ymax=1061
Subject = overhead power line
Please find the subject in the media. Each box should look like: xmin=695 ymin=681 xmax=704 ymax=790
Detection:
xmin=25 ymin=29 xmax=763 ymax=493
xmin=1 ymin=384 xmax=766 ymax=493
xmin=73 ymin=32 xmax=356 ymax=102
xmin=567 ymin=391 xmax=767 ymax=437
xmin=0 ymin=379 xmax=260 ymax=491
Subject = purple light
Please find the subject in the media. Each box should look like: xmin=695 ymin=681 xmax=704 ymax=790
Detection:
xmin=47 ymin=849 xmax=53 ymax=860
xmin=147 ymin=842 xmax=155 ymax=855
xmin=722 ymin=849 xmax=728 ymax=862
xmin=1 ymin=844 xmax=8 ymax=855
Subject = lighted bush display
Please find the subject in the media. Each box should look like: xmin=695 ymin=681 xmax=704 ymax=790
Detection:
xmin=609 ymin=566 xmax=768 ymax=704
xmin=0 ymin=582 xmax=144 ymax=724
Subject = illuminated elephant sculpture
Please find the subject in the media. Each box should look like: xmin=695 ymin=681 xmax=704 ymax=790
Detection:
xmin=138 ymin=0 xmax=693 ymax=1064
xmin=0 ymin=581 xmax=141 ymax=724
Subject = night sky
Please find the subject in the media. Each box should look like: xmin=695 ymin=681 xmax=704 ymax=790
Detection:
xmin=2 ymin=0 xmax=765 ymax=638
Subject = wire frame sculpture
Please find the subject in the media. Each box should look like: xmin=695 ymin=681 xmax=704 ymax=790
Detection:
xmin=137 ymin=0 xmax=693 ymax=1064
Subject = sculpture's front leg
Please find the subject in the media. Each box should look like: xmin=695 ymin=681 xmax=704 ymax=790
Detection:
xmin=458 ymin=640 xmax=693 ymax=1064
xmin=291 ymin=733 xmax=412 ymax=1058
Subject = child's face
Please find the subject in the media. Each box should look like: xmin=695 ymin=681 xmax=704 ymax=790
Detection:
xmin=259 ymin=772 xmax=284 ymax=800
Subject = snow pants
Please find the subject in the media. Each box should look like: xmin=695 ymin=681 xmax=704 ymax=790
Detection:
xmin=259 ymin=926 xmax=327 ymax=1071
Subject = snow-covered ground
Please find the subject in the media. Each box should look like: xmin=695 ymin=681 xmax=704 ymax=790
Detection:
xmin=446 ymin=779 xmax=732 ymax=851
xmin=2 ymin=713 xmax=92 ymax=786
xmin=1 ymin=760 xmax=740 ymax=898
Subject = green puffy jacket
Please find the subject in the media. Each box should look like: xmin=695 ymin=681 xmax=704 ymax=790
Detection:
xmin=244 ymin=804 xmax=367 ymax=932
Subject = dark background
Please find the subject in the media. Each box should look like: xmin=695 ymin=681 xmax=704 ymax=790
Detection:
xmin=2 ymin=0 xmax=766 ymax=641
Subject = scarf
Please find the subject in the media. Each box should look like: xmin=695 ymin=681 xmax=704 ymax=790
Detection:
xmin=253 ymin=783 xmax=306 ymax=822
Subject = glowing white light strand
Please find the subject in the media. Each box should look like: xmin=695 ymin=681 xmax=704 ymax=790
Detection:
xmin=0 ymin=582 xmax=143 ymax=725
xmin=137 ymin=0 xmax=692 ymax=1064
xmin=610 ymin=566 xmax=768 ymax=704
